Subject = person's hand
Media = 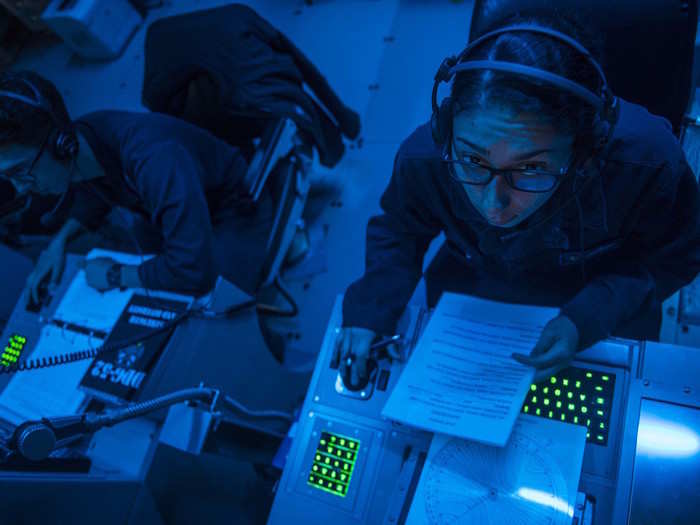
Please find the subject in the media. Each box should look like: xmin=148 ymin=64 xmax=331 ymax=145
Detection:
xmin=84 ymin=257 xmax=118 ymax=292
xmin=25 ymin=237 xmax=67 ymax=305
xmin=512 ymin=315 xmax=580 ymax=382
xmin=333 ymin=327 xmax=376 ymax=389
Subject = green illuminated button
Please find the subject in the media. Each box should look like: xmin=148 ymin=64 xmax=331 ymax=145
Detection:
xmin=325 ymin=458 xmax=330 ymax=464
xmin=346 ymin=452 xmax=352 ymax=459
xmin=337 ymin=484 xmax=343 ymax=491
xmin=319 ymin=479 xmax=324 ymax=486
xmin=548 ymin=411 xmax=553 ymax=418
xmin=567 ymin=392 xmax=573 ymax=399
xmin=586 ymin=372 xmax=593 ymax=379
xmin=596 ymin=410 xmax=604 ymax=417
xmin=597 ymin=435 xmax=604 ymax=441
xmin=550 ymin=377 xmax=557 ymax=384
xmin=315 ymin=454 xmax=321 ymax=461
xmin=597 ymin=397 xmax=604 ymax=405
xmin=595 ymin=386 xmax=603 ymax=392
xmin=531 ymin=396 xmax=537 ymax=403
xmin=586 ymin=419 xmax=591 ymax=426
xmin=327 ymin=447 xmax=332 ymax=453
xmin=340 ymin=439 xmax=346 ymax=446
xmin=555 ymin=389 xmax=561 ymax=396
xmin=543 ymin=399 xmax=550 ymax=406
xmin=313 ymin=465 xmax=318 ymax=472
xmin=561 ymin=414 xmax=566 ymax=421
xmin=575 ymin=381 xmax=581 ymax=388
xmin=602 ymin=375 xmax=609 ymax=381
xmin=524 ymin=405 xmax=529 ymax=413
xmin=568 ymin=404 xmax=575 ymax=411
xmin=543 ymin=387 xmax=549 ymax=394
xmin=340 ymin=474 xmax=346 ymax=481
xmin=580 ymin=394 xmax=586 ymax=401
xmin=531 ymin=384 xmax=537 ymax=391
xmin=556 ymin=401 xmax=562 ymax=408
xmin=331 ymin=472 xmax=336 ymax=478
xmin=535 ymin=408 xmax=541 ymax=416
xmin=581 ymin=406 xmax=588 ymax=414
xmin=563 ymin=379 xmax=569 ymax=386
xmin=322 ymin=467 xmax=328 ymax=475
xmin=599 ymin=422 xmax=605 ymax=429
xmin=331 ymin=436 xmax=336 ymax=442
xmin=320 ymin=439 xmax=326 ymax=446
xmin=349 ymin=442 xmax=355 ymax=449
xmin=587 ymin=432 xmax=591 ymax=439
xmin=334 ymin=461 xmax=339 ymax=467
xmin=343 ymin=464 xmax=349 ymax=470
xmin=573 ymin=416 xmax=579 ymax=424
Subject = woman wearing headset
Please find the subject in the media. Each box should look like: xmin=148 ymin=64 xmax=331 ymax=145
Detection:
xmin=336 ymin=13 xmax=700 ymax=388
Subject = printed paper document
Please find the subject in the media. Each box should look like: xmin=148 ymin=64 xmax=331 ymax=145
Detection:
xmin=382 ymin=293 xmax=558 ymax=446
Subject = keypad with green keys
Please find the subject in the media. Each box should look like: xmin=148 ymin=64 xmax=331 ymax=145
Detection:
xmin=308 ymin=432 xmax=360 ymax=497
xmin=521 ymin=367 xmax=615 ymax=445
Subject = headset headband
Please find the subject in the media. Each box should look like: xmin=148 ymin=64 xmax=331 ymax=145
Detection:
xmin=0 ymin=75 xmax=61 ymax=126
xmin=432 ymin=24 xmax=616 ymax=121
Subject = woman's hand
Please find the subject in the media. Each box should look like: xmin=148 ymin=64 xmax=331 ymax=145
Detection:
xmin=512 ymin=315 xmax=580 ymax=382
xmin=25 ymin=236 xmax=67 ymax=305
xmin=332 ymin=327 xmax=377 ymax=389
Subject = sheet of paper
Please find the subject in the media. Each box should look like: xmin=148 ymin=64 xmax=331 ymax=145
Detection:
xmin=52 ymin=249 xmax=153 ymax=333
xmin=406 ymin=415 xmax=587 ymax=525
xmin=382 ymin=292 xmax=558 ymax=446
xmin=0 ymin=325 xmax=103 ymax=425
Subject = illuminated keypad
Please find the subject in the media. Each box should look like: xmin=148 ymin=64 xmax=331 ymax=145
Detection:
xmin=308 ymin=432 xmax=360 ymax=497
xmin=1 ymin=334 xmax=27 ymax=367
xmin=521 ymin=367 xmax=615 ymax=445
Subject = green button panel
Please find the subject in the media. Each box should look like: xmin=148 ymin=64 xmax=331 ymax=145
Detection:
xmin=522 ymin=367 xmax=615 ymax=445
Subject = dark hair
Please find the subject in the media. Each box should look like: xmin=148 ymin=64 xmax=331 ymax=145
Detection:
xmin=450 ymin=11 xmax=605 ymax=141
xmin=0 ymin=70 xmax=72 ymax=149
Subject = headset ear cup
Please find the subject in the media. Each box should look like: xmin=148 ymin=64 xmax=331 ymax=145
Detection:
xmin=50 ymin=126 xmax=79 ymax=161
xmin=431 ymin=96 xmax=454 ymax=147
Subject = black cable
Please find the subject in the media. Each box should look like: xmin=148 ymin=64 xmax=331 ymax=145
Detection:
xmin=0 ymin=310 xmax=191 ymax=375
xmin=256 ymin=276 xmax=298 ymax=317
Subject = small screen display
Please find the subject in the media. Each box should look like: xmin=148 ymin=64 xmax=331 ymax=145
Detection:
xmin=1 ymin=334 xmax=27 ymax=366
xmin=307 ymin=431 xmax=360 ymax=497
xmin=521 ymin=366 xmax=615 ymax=445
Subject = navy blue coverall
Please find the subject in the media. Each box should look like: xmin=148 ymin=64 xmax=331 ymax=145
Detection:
xmin=70 ymin=110 xmax=272 ymax=295
xmin=343 ymin=99 xmax=700 ymax=350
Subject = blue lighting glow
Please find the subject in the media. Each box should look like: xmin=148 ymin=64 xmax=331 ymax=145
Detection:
xmin=636 ymin=415 xmax=700 ymax=458
xmin=516 ymin=487 xmax=574 ymax=517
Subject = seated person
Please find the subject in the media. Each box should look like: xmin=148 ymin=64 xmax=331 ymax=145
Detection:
xmin=0 ymin=71 xmax=275 ymax=302
xmin=336 ymin=14 xmax=700 ymax=388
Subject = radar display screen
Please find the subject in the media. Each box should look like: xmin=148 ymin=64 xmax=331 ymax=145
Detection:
xmin=1 ymin=334 xmax=27 ymax=366
xmin=521 ymin=366 xmax=615 ymax=446
xmin=307 ymin=431 xmax=360 ymax=497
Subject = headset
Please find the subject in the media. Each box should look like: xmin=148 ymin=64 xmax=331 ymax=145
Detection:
xmin=431 ymin=23 xmax=622 ymax=280
xmin=0 ymin=74 xmax=79 ymax=161
xmin=431 ymin=23 xmax=619 ymax=171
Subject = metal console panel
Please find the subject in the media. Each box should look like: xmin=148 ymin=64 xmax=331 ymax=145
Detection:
xmin=268 ymin=297 xmax=643 ymax=525
xmin=612 ymin=343 xmax=700 ymax=525
xmin=267 ymin=298 xmax=432 ymax=525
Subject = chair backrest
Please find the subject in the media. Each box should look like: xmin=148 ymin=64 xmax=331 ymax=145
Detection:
xmin=259 ymin=123 xmax=312 ymax=288
xmin=469 ymin=0 xmax=698 ymax=135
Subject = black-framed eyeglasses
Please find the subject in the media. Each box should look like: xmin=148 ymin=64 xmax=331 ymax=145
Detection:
xmin=0 ymin=133 xmax=49 ymax=191
xmin=442 ymin=140 xmax=571 ymax=193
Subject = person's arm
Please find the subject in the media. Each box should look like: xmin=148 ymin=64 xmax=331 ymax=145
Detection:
xmin=127 ymin=142 xmax=222 ymax=293
xmin=342 ymin=149 xmax=442 ymax=334
xmin=561 ymin=155 xmax=700 ymax=349
xmin=120 ymin=264 xmax=142 ymax=288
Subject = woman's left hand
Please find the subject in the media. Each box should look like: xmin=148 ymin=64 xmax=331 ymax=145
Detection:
xmin=512 ymin=315 xmax=580 ymax=382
